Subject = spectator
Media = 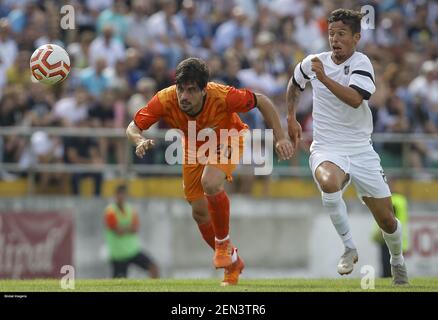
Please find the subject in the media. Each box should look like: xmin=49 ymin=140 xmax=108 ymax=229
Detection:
xmin=220 ymin=55 xmax=242 ymax=88
xmin=127 ymin=77 xmax=157 ymax=120
xmin=179 ymin=0 xmax=211 ymax=59
xmin=293 ymin=6 xmax=326 ymax=53
xmin=30 ymin=131 xmax=65 ymax=193
xmin=213 ymin=6 xmax=252 ymax=53
xmin=79 ymin=57 xmax=111 ymax=98
xmin=88 ymin=24 xmax=125 ymax=69
xmin=67 ymin=31 xmax=95 ymax=70
xmin=237 ymin=53 xmax=283 ymax=97
xmin=63 ymin=122 xmax=104 ymax=196
xmin=0 ymin=18 xmax=17 ymax=94
xmin=53 ymin=86 xmax=91 ymax=126
xmin=125 ymin=0 xmax=152 ymax=52
xmin=88 ymin=89 xmax=124 ymax=165
xmin=96 ymin=0 xmax=128 ymax=43
xmin=146 ymin=55 xmax=173 ymax=91
xmin=146 ymin=0 xmax=186 ymax=69
xmin=104 ymin=184 xmax=159 ymax=278
xmin=408 ymin=60 xmax=438 ymax=126
xmin=6 ymin=50 xmax=31 ymax=87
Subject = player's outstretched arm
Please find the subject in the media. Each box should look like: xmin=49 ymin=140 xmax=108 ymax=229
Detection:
xmin=255 ymin=93 xmax=294 ymax=160
xmin=286 ymin=77 xmax=303 ymax=151
xmin=126 ymin=121 xmax=155 ymax=158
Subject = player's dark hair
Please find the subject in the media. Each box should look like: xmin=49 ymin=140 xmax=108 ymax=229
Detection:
xmin=175 ymin=57 xmax=209 ymax=90
xmin=328 ymin=9 xmax=363 ymax=34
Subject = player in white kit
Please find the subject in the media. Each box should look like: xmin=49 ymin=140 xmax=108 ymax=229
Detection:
xmin=286 ymin=9 xmax=408 ymax=285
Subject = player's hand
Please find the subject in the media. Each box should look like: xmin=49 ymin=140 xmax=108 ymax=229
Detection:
xmin=135 ymin=139 xmax=155 ymax=158
xmin=287 ymin=117 xmax=302 ymax=150
xmin=275 ymin=138 xmax=294 ymax=160
xmin=311 ymin=57 xmax=326 ymax=81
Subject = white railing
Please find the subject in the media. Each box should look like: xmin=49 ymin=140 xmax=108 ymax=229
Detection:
xmin=1 ymin=127 xmax=438 ymax=180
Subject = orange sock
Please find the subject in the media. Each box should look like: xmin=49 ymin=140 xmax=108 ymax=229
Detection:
xmin=197 ymin=220 xmax=215 ymax=250
xmin=205 ymin=190 xmax=230 ymax=240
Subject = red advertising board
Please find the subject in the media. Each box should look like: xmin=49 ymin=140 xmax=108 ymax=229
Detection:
xmin=0 ymin=211 xmax=73 ymax=279
xmin=405 ymin=215 xmax=438 ymax=275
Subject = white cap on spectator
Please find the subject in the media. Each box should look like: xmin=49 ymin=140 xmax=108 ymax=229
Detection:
xmin=421 ymin=60 xmax=436 ymax=74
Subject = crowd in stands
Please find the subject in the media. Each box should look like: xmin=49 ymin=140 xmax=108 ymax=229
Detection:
xmin=0 ymin=0 xmax=438 ymax=193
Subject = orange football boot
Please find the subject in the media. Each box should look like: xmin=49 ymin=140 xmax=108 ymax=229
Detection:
xmin=221 ymin=255 xmax=245 ymax=286
xmin=213 ymin=239 xmax=233 ymax=268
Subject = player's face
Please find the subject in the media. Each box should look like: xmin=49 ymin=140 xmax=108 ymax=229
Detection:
xmin=176 ymin=82 xmax=206 ymax=116
xmin=328 ymin=21 xmax=360 ymax=62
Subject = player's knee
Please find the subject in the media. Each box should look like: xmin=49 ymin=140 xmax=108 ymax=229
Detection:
xmin=201 ymin=176 xmax=221 ymax=195
xmin=321 ymin=190 xmax=342 ymax=207
xmin=318 ymin=178 xmax=340 ymax=193
xmin=378 ymin=214 xmax=397 ymax=233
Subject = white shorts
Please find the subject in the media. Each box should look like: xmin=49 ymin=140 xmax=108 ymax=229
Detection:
xmin=309 ymin=149 xmax=391 ymax=199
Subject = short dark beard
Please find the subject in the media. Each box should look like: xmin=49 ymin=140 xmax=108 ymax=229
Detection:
xmin=184 ymin=95 xmax=206 ymax=117
xmin=331 ymin=49 xmax=354 ymax=65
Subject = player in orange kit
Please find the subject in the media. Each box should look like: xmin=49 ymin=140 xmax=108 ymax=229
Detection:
xmin=126 ymin=57 xmax=293 ymax=286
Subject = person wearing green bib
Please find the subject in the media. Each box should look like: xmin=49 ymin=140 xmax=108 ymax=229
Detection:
xmin=104 ymin=184 xmax=159 ymax=278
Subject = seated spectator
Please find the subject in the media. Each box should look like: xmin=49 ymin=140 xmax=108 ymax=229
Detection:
xmin=79 ymin=57 xmax=111 ymax=98
xmin=146 ymin=0 xmax=185 ymax=69
xmin=30 ymin=131 xmax=65 ymax=193
xmin=220 ymin=55 xmax=242 ymax=88
xmin=23 ymin=83 xmax=58 ymax=127
xmin=179 ymin=0 xmax=211 ymax=59
xmin=89 ymin=24 xmax=126 ymax=69
xmin=376 ymin=94 xmax=410 ymax=158
xmin=53 ymin=86 xmax=91 ymax=126
xmin=88 ymin=90 xmax=124 ymax=164
xmin=146 ymin=55 xmax=173 ymax=91
xmin=96 ymin=0 xmax=129 ymax=43
xmin=67 ymin=31 xmax=95 ymax=70
xmin=213 ymin=6 xmax=252 ymax=54
xmin=125 ymin=0 xmax=153 ymax=52
xmin=63 ymin=125 xmax=104 ymax=196
xmin=6 ymin=50 xmax=31 ymax=87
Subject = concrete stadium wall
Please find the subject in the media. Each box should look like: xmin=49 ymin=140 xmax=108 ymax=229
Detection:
xmin=0 ymin=197 xmax=437 ymax=279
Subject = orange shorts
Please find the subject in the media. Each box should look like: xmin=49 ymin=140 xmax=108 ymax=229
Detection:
xmin=183 ymin=136 xmax=244 ymax=202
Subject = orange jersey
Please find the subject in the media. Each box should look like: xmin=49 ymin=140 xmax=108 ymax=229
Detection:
xmin=134 ymin=82 xmax=256 ymax=137
xmin=134 ymin=82 xmax=256 ymax=201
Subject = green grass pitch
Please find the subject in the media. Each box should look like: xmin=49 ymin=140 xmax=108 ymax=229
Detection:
xmin=1 ymin=278 xmax=437 ymax=292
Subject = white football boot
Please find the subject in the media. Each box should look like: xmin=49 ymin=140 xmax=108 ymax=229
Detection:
xmin=391 ymin=263 xmax=409 ymax=285
xmin=337 ymin=248 xmax=358 ymax=275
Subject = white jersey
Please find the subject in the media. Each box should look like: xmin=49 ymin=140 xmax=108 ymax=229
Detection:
xmin=293 ymin=51 xmax=376 ymax=155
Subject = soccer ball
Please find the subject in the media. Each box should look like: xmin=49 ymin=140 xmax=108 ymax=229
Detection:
xmin=30 ymin=44 xmax=71 ymax=85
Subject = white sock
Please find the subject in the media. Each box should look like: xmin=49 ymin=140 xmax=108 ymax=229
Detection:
xmin=322 ymin=191 xmax=356 ymax=250
xmin=231 ymin=248 xmax=238 ymax=263
xmin=382 ymin=218 xmax=404 ymax=266
xmin=215 ymin=235 xmax=229 ymax=243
